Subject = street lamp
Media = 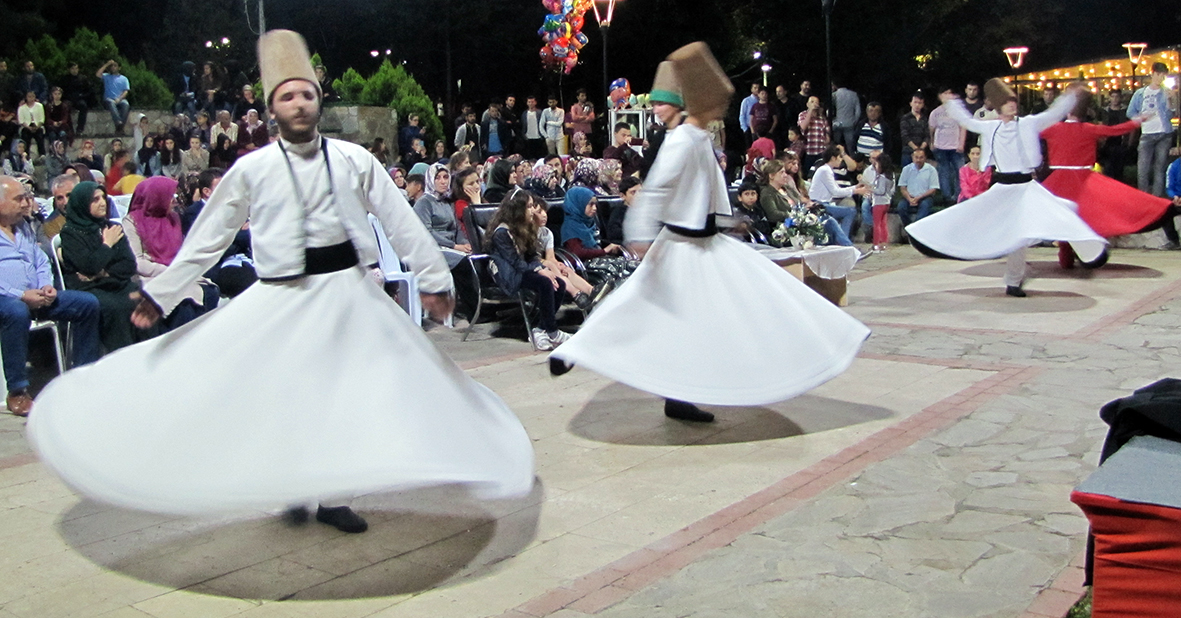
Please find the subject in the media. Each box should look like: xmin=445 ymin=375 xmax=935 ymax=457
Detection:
xmin=592 ymin=0 xmax=621 ymax=109
xmin=821 ymin=0 xmax=835 ymax=109
xmin=1124 ymin=42 xmax=1148 ymax=85
xmin=1004 ymin=47 xmax=1029 ymax=70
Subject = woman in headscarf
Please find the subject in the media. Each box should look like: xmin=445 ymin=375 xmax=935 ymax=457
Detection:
xmin=103 ymin=139 xmax=126 ymax=172
xmin=560 ymin=186 xmax=634 ymax=285
xmin=570 ymin=157 xmax=602 ymax=192
xmin=45 ymin=140 xmax=71 ymax=180
xmin=159 ymin=136 xmax=183 ymax=179
xmin=137 ymin=135 xmax=161 ymax=177
xmin=482 ymin=158 xmax=518 ymax=204
xmin=122 ymin=177 xmax=218 ymax=331
xmin=210 ymin=133 xmax=237 ymax=169
xmin=598 ymin=159 xmax=623 ymax=196
xmin=525 ymin=162 xmax=564 ymax=200
xmin=407 ymin=161 xmax=430 ymax=179
xmin=59 ymin=181 xmax=147 ymax=351
xmin=2 ymin=139 xmax=34 ymax=177
xmin=412 ymin=162 xmax=470 ymax=269
xmin=75 ymin=140 xmax=103 ymax=171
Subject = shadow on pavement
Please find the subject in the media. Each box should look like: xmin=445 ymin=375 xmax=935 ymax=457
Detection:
xmin=860 ymin=286 xmax=1097 ymax=315
xmin=959 ymin=260 xmax=1163 ymax=279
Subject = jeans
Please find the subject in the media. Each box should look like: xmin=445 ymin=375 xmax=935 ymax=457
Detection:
xmin=933 ymin=149 xmax=964 ymax=202
xmin=104 ymin=98 xmax=130 ymax=128
xmin=0 ymin=291 xmax=101 ymax=392
xmin=824 ymin=204 xmax=857 ymax=240
xmin=832 ymin=126 xmax=857 ymax=153
xmin=860 ymin=195 xmax=874 ymax=242
xmin=897 ymin=196 xmax=934 ymax=227
xmin=821 ymin=216 xmax=853 ymax=246
xmin=1138 ymin=132 xmax=1173 ymax=197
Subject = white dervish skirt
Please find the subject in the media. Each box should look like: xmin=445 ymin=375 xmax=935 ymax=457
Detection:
xmin=550 ymin=230 xmax=870 ymax=406
xmin=904 ymin=181 xmax=1107 ymax=263
xmin=28 ymin=267 xmax=535 ymax=515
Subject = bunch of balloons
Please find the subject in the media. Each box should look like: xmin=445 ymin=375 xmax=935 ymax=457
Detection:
xmin=538 ymin=0 xmax=592 ymax=74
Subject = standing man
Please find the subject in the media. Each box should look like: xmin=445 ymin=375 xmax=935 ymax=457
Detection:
xmin=541 ymin=94 xmax=565 ymax=155
xmin=63 ymin=63 xmax=92 ymax=136
xmin=480 ymin=104 xmax=511 ymax=158
xmin=830 ymin=78 xmax=861 ymax=153
xmin=797 ymin=95 xmax=831 ymax=173
xmin=963 ymin=82 xmax=985 ymax=147
xmin=521 ymin=95 xmax=547 ymax=159
xmin=929 ymin=87 xmax=967 ymax=203
xmin=97 ymin=60 xmax=130 ymax=136
xmin=1099 ymin=90 xmax=1131 ymax=182
xmin=16 ymin=61 xmax=48 ymax=105
xmin=896 ymin=148 xmax=940 ymax=225
xmin=747 ymin=87 xmax=777 ymax=145
xmin=454 ymin=110 xmax=482 ymax=160
xmin=1127 ymin=62 xmax=1177 ymax=198
xmin=602 ymin=122 xmax=642 ymax=178
xmin=774 ymin=84 xmax=794 ymax=149
xmin=855 ymin=102 xmax=890 ymax=155
xmin=899 ymin=92 xmax=929 ymax=167
xmin=0 ymin=176 xmax=101 ymax=417
xmin=501 ymin=94 xmax=520 ymax=154
xmin=737 ymin=82 xmax=759 ymax=145
xmin=30 ymin=30 xmax=533 ymax=531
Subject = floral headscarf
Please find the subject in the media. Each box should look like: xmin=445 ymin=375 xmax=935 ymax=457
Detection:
xmin=598 ymin=159 xmax=622 ymax=196
xmin=425 ymin=162 xmax=451 ymax=200
xmin=525 ymin=163 xmax=563 ymax=199
xmin=572 ymin=157 xmax=602 ymax=190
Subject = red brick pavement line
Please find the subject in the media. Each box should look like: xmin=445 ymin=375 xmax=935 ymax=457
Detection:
xmin=1021 ymin=551 xmax=1089 ymax=618
xmin=501 ymin=363 xmax=1043 ymax=617
xmin=862 ymin=321 xmax=1054 ymax=340
xmin=0 ymin=452 xmax=36 ymax=471
xmin=1072 ymin=276 xmax=1181 ymax=341
xmin=457 ymin=349 xmax=542 ymax=371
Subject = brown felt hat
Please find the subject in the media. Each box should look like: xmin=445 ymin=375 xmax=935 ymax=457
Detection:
xmin=667 ymin=42 xmax=733 ymax=121
xmin=649 ymin=61 xmax=684 ymax=108
xmin=984 ymin=78 xmax=1017 ymax=109
xmin=258 ymin=30 xmax=321 ymax=104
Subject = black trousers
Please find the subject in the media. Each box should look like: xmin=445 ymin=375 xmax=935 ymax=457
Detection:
xmin=71 ymin=99 xmax=89 ymax=134
xmin=519 ymin=271 xmax=566 ymax=333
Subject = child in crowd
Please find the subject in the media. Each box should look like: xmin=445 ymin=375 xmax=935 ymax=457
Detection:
xmin=866 ymin=154 xmax=896 ymax=253
xmin=531 ymin=198 xmax=602 ymax=306
xmin=722 ymin=181 xmax=771 ymax=243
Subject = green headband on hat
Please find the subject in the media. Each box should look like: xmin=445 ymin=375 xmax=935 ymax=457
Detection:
xmin=650 ymin=89 xmax=684 ymax=108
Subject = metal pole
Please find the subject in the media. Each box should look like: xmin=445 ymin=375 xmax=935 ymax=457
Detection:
xmin=602 ymin=24 xmax=610 ymax=112
xmin=446 ymin=0 xmax=453 ymax=124
xmin=824 ymin=11 xmax=832 ymax=111
xmin=258 ymin=0 xmax=266 ymax=33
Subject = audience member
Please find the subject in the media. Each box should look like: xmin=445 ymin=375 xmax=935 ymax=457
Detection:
xmin=136 ymin=136 xmax=161 ymax=177
xmin=1128 ymin=62 xmax=1177 ymax=197
xmin=195 ymin=62 xmax=223 ymax=115
xmin=74 ymin=140 xmax=102 ymax=171
xmin=604 ymin=176 xmax=640 ymax=244
xmin=59 ymin=181 xmax=144 ymax=351
xmin=454 ymin=111 xmax=482 ymax=160
xmin=1030 ymin=85 xmax=1057 ymax=114
xmin=723 ymin=180 xmax=771 ymax=243
xmin=864 ymin=154 xmax=896 ymax=252
xmin=521 ymin=96 xmax=547 ymax=159
xmin=738 ymin=82 xmax=759 ymax=144
xmin=808 ymin=145 xmax=866 ymax=240
xmin=172 ymin=61 xmax=198 ymax=117
xmin=0 ymin=175 xmax=100 ymax=416
xmin=16 ymin=61 xmax=48 ymax=105
xmin=525 ymin=162 xmax=564 ymax=200
xmin=566 ymin=89 xmax=595 ymax=148
xmin=45 ymin=140 xmax=70 ymax=180
xmin=560 ymin=187 xmax=631 ymax=284
xmin=232 ymin=85 xmax=266 ymax=121
xmin=541 ymin=95 xmax=565 ymax=155
xmin=1099 ymin=90 xmax=1131 ymax=181
xmin=2 ymin=140 xmax=34 ymax=177
xmin=531 ymin=198 xmax=596 ymax=302
xmin=797 ymin=95 xmax=830 ymax=173
xmin=481 ymin=104 xmax=512 ymax=157
xmin=315 ymin=65 xmax=339 ymax=103
xmin=897 ymin=148 xmax=940 ymax=225
xmin=159 ymin=136 xmax=183 ymax=178
xmin=404 ymin=173 xmax=425 ymax=204
xmin=103 ymin=139 xmax=126 ymax=172
xmin=97 ymin=60 xmax=130 ymax=135
xmin=182 ymin=136 xmax=209 ymax=173
xmin=413 ymin=163 xmax=470 ymax=269
xmin=43 ymin=173 xmax=76 ymax=239
xmin=451 ymin=168 xmax=482 ymax=237
xmin=602 ymin=122 xmax=642 ymax=178
xmin=929 ymin=86 xmax=967 ymax=202
xmin=0 ymin=108 xmax=18 ymax=155
xmin=483 ymin=159 xmax=517 ymax=204
xmin=62 ymin=63 xmax=92 ymax=136
xmin=748 ymin=87 xmax=778 ymax=142
xmin=831 ymin=78 xmax=861 ymax=152
xmin=855 ymin=102 xmax=890 ymax=155
xmin=899 ymin=91 xmax=929 ymax=167
xmin=210 ymin=133 xmax=237 ymax=169
xmin=44 ymin=87 xmax=72 ymax=146
xmin=598 ymin=159 xmax=623 ymax=196
xmin=958 ymin=145 xmax=991 ymax=202
xmin=398 ymin=114 xmax=425 ymax=159
xmin=236 ymin=109 xmax=268 ymax=157
xmin=773 ymin=84 xmax=795 ymax=149
xmin=16 ymin=92 xmax=45 ymax=157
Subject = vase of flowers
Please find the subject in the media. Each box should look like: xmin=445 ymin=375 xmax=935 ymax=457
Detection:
xmin=771 ymin=203 xmax=828 ymax=249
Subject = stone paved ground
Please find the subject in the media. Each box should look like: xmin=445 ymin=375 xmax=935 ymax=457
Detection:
xmin=0 ymin=245 xmax=1174 ymax=618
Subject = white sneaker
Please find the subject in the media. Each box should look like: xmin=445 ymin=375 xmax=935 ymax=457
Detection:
xmin=548 ymin=329 xmax=571 ymax=347
xmin=531 ymin=328 xmax=553 ymax=351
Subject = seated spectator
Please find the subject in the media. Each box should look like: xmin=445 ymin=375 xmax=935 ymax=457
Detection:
xmin=958 ymin=145 xmax=990 ymax=202
xmin=483 ymin=159 xmax=518 ymax=204
xmin=16 ymin=92 xmax=45 ymax=157
xmin=159 ymin=136 xmax=183 ymax=178
xmin=195 ymin=61 xmax=224 ymax=115
xmin=111 ymin=160 xmax=145 ymax=196
xmin=191 ymin=111 xmax=212 ymax=147
xmin=402 ymin=138 xmax=427 ymax=168
xmin=721 ymin=180 xmax=771 ymax=243
xmin=211 ymin=110 xmax=239 ymax=147
xmin=561 ymin=187 xmax=634 ymax=286
xmin=389 ymin=165 xmax=407 ymax=193
xmin=0 ymin=176 xmax=100 ymax=416
xmin=210 ymin=133 xmax=238 ymax=169
xmin=105 ymin=153 xmax=132 ymax=193
xmin=123 ymin=176 xmax=217 ymax=330
xmin=43 ymin=173 xmax=77 ymax=239
xmin=179 ymin=168 xmax=256 ymax=298
xmin=570 ymin=157 xmax=602 ymax=193
xmin=446 ymin=150 xmax=471 ymax=173
xmin=598 ymin=159 xmax=623 ymax=196
xmin=605 ymin=176 xmax=640 ymax=244
xmin=44 ymin=87 xmax=72 ymax=146
xmin=172 ymin=61 xmax=197 ymax=117
xmin=74 ymin=140 xmax=102 ymax=171
xmin=750 ymin=128 xmax=776 ymax=161
xmin=404 ymin=172 xmax=425 ymax=204
xmin=484 ymin=189 xmax=572 ymax=351
xmin=103 ymin=139 xmax=126 ymax=172
xmin=236 ymin=109 xmax=268 ymax=157
xmin=413 ymin=163 xmax=470 ymax=268
xmin=0 ymin=108 xmax=19 ymax=155
xmin=525 ymin=162 xmax=565 ymax=200
xmin=430 ymin=140 xmax=449 ymax=165
xmin=45 ymin=140 xmax=71 ymax=180
xmin=232 ymin=85 xmax=266 ymax=122
xmin=136 ymin=136 xmax=161 ymax=177
xmin=1169 ymin=157 xmax=1181 ymax=208
xmin=896 ymin=148 xmax=940 ymax=226
xmin=761 ymin=156 xmax=853 ymax=246
xmin=62 ymin=63 xmax=91 ymax=136
xmin=808 ymin=146 xmax=868 ymax=240
xmin=182 ymin=136 xmax=209 ymax=174
xmin=531 ymin=197 xmax=596 ymax=303
xmin=166 ymin=114 xmax=190 ymax=151
xmin=3 ymin=140 xmax=34 ymax=177
xmin=59 ymin=181 xmax=145 ymax=351
xmin=602 ymin=123 xmax=642 ymax=178
xmin=451 ymin=168 xmax=482 ymax=237
xmin=131 ymin=114 xmax=152 ymax=159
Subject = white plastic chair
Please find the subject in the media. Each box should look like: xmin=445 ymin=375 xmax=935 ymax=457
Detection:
xmin=368 ymin=214 xmax=422 ymax=326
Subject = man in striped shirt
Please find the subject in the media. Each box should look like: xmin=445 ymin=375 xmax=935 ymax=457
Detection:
xmin=855 ymin=102 xmax=888 ymax=155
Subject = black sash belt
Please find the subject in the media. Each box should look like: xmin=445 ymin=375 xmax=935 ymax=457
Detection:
xmin=665 ymin=213 xmax=718 ymax=238
xmin=991 ymin=172 xmax=1034 ymax=186
xmin=259 ymin=240 xmax=365 ymax=282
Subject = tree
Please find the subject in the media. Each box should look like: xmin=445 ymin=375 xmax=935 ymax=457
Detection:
xmin=14 ymin=28 xmax=172 ymax=108
xmin=333 ymin=59 xmax=444 ymax=142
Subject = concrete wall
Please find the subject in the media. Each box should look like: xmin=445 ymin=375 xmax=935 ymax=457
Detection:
xmin=319 ymin=105 xmax=400 ymax=154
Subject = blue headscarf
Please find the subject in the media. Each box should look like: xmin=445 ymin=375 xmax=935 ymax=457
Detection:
xmin=561 ymin=186 xmax=599 ymax=249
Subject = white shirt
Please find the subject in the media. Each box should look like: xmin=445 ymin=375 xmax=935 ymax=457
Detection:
xmin=808 ymin=165 xmax=856 ymax=203
xmin=523 ymin=110 xmax=542 ymax=139
xmin=947 ymin=93 xmax=1075 ymax=174
xmin=145 ymin=135 xmax=452 ymax=314
xmin=625 ymin=123 xmax=731 ymax=242
xmin=1140 ymin=86 xmax=1166 ymax=134
xmin=540 ymin=107 xmax=564 ymax=141
xmin=17 ymin=102 xmax=44 ymax=129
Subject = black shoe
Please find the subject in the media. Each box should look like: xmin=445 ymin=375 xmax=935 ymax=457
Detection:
xmin=1005 ymin=286 xmax=1027 ymax=298
xmin=286 ymin=506 xmax=310 ymax=525
xmin=316 ymin=505 xmax=368 ymax=533
xmin=572 ymin=292 xmax=593 ymax=311
xmin=589 ymin=280 xmax=614 ymax=306
xmin=549 ymin=357 xmax=573 ymax=376
xmin=664 ymin=399 xmax=715 ymax=423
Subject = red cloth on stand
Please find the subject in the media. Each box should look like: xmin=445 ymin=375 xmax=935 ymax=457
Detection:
xmin=1041 ymin=120 xmax=1171 ymax=237
xmin=1071 ymin=490 xmax=1181 ymax=618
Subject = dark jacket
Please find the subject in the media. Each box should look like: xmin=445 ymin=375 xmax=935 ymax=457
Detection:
xmin=480 ymin=115 xmax=513 ymax=156
xmin=605 ymin=204 xmax=627 ymax=245
xmin=603 ymin=143 xmax=643 ymax=179
xmin=488 ymin=226 xmax=541 ymax=295
xmin=59 ymin=225 xmax=137 ymax=292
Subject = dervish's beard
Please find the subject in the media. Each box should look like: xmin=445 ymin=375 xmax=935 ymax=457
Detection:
xmin=276 ymin=110 xmax=321 ymax=141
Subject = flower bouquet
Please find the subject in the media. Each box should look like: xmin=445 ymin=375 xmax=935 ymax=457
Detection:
xmin=771 ymin=203 xmax=828 ymax=249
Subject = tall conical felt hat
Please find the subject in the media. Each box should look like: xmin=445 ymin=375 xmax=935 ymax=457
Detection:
xmin=667 ymin=42 xmax=733 ymax=119
xmin=984 ymin=78 xmax=1017 ymax=109
xmin=258 ymin=30 xmax=321 ymax=104
xmin=649 ymin=61 xmax=683 ymax=108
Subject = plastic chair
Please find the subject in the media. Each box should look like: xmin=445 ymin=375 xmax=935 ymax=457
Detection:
xmin=367 ymin=214 xmax=422 ymax=326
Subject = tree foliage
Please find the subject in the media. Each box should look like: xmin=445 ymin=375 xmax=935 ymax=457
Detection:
xmin=333 ymin=59 xmax=444 ymax=142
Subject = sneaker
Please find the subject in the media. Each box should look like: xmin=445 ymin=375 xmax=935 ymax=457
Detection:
xmin=547 ymin=329 xmax=571 ymax=347
xmin=530 ymin=328 xmax=553 ymax=351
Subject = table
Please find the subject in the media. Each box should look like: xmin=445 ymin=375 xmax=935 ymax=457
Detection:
xmin=751 ymin=245 xmax=860 ymax=306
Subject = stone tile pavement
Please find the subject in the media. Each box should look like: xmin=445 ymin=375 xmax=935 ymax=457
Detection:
xmin=2 ymin=245 xmax=1177 ymax=617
